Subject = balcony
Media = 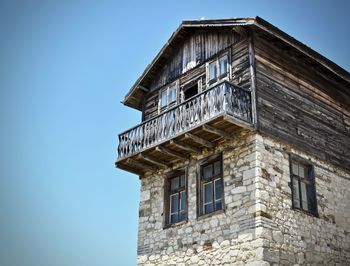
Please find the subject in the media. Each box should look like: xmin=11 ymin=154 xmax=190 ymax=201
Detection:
xmin=116 ymin=81 xmax=253 ymax=175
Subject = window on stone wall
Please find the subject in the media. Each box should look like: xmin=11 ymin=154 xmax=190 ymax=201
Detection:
xmin=199 ymin=154 xmax=224 ymax=216
xmin=164 ymin=170 xmax=187 ymax=226
xmin=290 ymin=157 xmax=318 ymax=216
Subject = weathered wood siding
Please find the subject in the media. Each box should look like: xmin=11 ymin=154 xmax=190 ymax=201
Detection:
xmin=143 ymin=33 xmax=252 ymax=121
xmin=254 ymin=34 xmax=350 ymax=170
xmin=231 ymin=39 xmax=251 ymax=90
xmin=150 ymin=30 xmax=239 ymax=90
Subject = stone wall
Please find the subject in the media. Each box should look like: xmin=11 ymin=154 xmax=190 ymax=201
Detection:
xmin=256 ymin=134 xmax=350 ymax=265
xmin=136 ymin=131 xmax=350 ymax=265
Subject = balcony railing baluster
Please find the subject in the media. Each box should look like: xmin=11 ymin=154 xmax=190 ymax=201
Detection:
xmin=117 ymin=81 xmax=252 ymax=160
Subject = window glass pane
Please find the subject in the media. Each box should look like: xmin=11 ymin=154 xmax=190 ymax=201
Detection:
xmin=219 ymin=55 xmax=228 ymax=76
xmin=299 ymin=165 xmax=306 ymax=178
xmin=170 ymin=177 xmax=179 ymax=190
xmin=204 ymin=203 xmax=213 ymax=214
xmin=161 ymin=90 xmax=167 ymax=108
xmin=170 ymin=193 xmax=178 ymax=213
xmin=214 ymin=179 xmax=222 ymax=201
xmin=203 ymin=164 xmax=213 ymax=180
xmin=169 ymin=86 xmax=177 ymax=103
xmin=214 ymin=161 xmax=221 ymax=175
xmin=292 ymin=162 xmax=299 ymax=176
xmin=203 ymin=182 xmax=213 ymax=204
xmin=300 ymin=182 xmax=309 ymax=211
xmin=215 ymin=200 xmax=222 ymax=211
xmin=170 ymin=213 xmax=178 ymax=224
xmin=209 ymin=62 xmax=217 ymax=81
xmin=180 ymin=191 xmax=185 ymax=211
xmin=180 ymin=175 xmax=185 ymax=187
xmin=179 ymin=211 xmax=185 ymax=222
xmin=292 ymin=178 xmax=300 ymax=208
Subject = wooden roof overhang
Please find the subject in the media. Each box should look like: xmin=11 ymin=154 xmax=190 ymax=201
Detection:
xmin=121 ymin=17 xmax=350 ymax=110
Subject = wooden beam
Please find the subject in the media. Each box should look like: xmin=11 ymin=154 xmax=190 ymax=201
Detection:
xmin=138 ymin=153 xmax=170 ymax=168
xmin=223 ymin=114 xmax=254 ymax=130
xmin=248 ymin=30 xmax=258 ymax=129
xmin=126 ymin=158 xmax=155 ymax=171
xmin=156 ymin=146 xmax=189 ymax=160
xmin=170 ymin=140 xmax=202 ymax=154
xmin=138 ymin=85 xmax=149 ymax=92
xmin=184 ymin=133 xmax=214 ymax=148
xmin=202 ymin=124 xmax=233 ymax=139
xmin=115 ymin=162 xmax=143 ymax=176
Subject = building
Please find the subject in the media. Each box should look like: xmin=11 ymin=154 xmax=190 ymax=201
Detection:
xmin=115 ymin=17 xmax=350 ymax=265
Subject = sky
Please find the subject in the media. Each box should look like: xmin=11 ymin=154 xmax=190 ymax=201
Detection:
xmin=0 ymin=0 xmax=349 ymax=265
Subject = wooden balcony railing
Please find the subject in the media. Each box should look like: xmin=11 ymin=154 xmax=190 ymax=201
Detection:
xmin=117 ymin=81 xmax=252 ymax=160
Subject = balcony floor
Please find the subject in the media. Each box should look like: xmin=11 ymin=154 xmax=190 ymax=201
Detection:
xmin=115 ymin=114 xmax=253 ymax=175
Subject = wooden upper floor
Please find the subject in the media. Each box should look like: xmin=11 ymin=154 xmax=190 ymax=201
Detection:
xmin=116 ymin=17 xmax=350 ymax=174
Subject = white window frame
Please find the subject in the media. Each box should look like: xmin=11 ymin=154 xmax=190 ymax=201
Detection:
xmin=206 ymin=52 xmax=230 ymax=86
xmin=158 ymin=81 xmax=179 ymax=113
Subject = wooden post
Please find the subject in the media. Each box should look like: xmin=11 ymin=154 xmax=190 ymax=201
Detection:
xmin=248 ymin=30 xmax=258 ymax=130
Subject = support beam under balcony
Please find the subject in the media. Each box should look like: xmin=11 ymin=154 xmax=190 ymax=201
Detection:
xmin=202 ymin=124 xmax=234 ymax=139
xmin=126 ymin=158 xmax=156 ymax=172
xmin=184 ymin=133 xmax=214 ymax=148
xmin=138 ymin=153 xmax=170 ymax=168
xmin=223 ymin=114 xmax=253 ymax=130
xmin=116 ymin=162 xmax=144 ymax=176
xmin=156 ymin=146 xmax=189 ymax=160
xmin=170 ymin=140 xmax=202 ymax=154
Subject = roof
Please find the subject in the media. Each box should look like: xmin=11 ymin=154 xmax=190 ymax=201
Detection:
xmin=122 ymin=16 xmax=350 ymax=110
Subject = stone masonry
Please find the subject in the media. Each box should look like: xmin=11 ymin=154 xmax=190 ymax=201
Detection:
xmin=137 ymin=130 xmax=350 ymax=265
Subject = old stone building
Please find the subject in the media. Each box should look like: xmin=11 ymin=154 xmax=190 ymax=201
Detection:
xmin=115 ymin=17 xmax=350 ymax=265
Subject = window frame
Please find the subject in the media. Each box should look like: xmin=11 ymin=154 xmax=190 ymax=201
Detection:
xmin=158 ymin=81 xmax=179 ymax=113
xmin=206 ymin=52 xmax=230 ymax=86
xmin=289 ymin=154 xmax=318 ymax=217
xmin=163 ymin=169 xmax=188 ymax=228
xmin=197 ymin=154 xmax=224 ymax=218
xmin=181 ymin=78 xmax=202 ymax=102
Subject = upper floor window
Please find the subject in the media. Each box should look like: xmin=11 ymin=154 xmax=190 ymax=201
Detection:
xmin=165 ymin=171 xmax=187 ymax=226
xmin=183 ymin=79 xmax=202 ymax=101
xmin=199 ymin=155 xmax=223 ymax=216
xmin=159 ymin=83 xmax=178 ymax=112
xmin=290 ymin=157 xmax=318 ymax=216
xmin=207 ymin=54 xmax=229 ymax=84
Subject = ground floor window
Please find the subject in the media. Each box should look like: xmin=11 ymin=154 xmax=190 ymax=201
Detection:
xmin=165 ymin=171 xmax=187 ymax=225
xmin=290 ymin=156 xmax=318 ymax=216
xmin=199 ymin=155 xmax=223 ymax=216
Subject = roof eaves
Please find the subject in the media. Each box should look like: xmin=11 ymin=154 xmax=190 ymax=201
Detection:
xmin=122 ymin=18 xmax=257 ymax=108
xmin=253 ymin=16 xmax=350 ymax=84
xmin=121 ymin=23 xmax=186 ymax=107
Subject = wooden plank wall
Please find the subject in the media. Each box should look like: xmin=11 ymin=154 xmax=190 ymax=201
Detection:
xmin=231 ymin=39 xmax=251 ymax=90
xmin=149 ymin=29 xmax=239 ymax=90
xmin=142 ymin=34 xmax=252 ymax=121
xmin=254 ymin=34 xmax=350 ymax=170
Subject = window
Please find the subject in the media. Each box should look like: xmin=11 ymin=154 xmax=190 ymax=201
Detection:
xmin=183 ymin=79 xmax=202 ymax=101
xmin=159 ymin=83 xmax=178 ymax=112
xmin=219 ymin=55 xmax=228 ymax=77
xmin=290 ymin=157 xmax=317 ymax=215
xmin=165 ymin=172 xmax=187 ymax=226
xmin=207 ymin=54 xmax=229 ymax=84
xmin=199 ymin=155 xmax=223 ymax=216
xmin=184 ymin=83 xmax=198 ymax=100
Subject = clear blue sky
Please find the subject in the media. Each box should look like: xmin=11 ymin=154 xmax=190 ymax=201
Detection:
xmin=0 ymin=1 xmax=349 ymax=265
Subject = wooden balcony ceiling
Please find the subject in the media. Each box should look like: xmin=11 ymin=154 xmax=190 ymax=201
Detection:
xmin=116 ymin=115 xmax=251 ymax=175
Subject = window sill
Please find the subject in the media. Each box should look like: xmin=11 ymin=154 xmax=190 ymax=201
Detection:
xmin=197 ymin=209 xmax=225 ymax=221
xmin=291 ymin=207 xmax=318 ymax=218
xmin=163 ymin=220 xmax=188 ymax=229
